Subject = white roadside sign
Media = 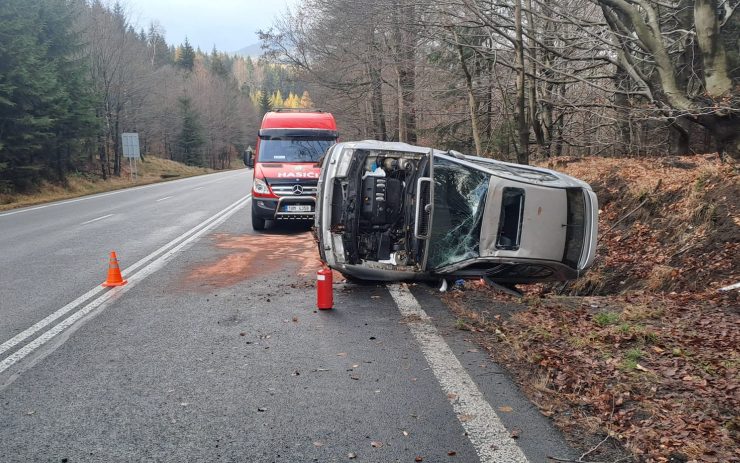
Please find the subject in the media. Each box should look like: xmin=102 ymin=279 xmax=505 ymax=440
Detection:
xmin=122 ymin=133 xmax=140 ymax=159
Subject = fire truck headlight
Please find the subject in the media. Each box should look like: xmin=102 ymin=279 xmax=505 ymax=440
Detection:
xmin=253 ymin=178 xmax=270 ymax=195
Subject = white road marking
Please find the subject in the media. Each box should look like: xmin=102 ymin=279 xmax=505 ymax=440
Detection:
xmin=156 ymin=196 xmax=174 ymax=202
xmin=0 ymin=195 xmax=251 ymax=364
xmin=194 ymin=186 xmax=205 ymax=190
xmin=719 ymin=282 xmax=740 ymax=291
xmin=387 ymin=284 xmax=530 ymax=463
xmin=0 ymin=170 xmax=247 ymax=218
xmin=80 ymin=214 xmax=113 ymax=225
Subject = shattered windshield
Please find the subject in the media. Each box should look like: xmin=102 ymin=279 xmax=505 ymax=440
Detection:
xmin=427 ymin=157 xmax=490 ymax=269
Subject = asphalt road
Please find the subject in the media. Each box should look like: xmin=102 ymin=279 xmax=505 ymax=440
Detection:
xmin=0 ymin=171 xmax=579 ymax=462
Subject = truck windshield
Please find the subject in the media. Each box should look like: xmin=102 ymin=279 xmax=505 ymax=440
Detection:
xmin=258 ymin=138 xmax=335 ymax=163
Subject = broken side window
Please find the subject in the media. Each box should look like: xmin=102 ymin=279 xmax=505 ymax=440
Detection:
xmin=427 ymin=157 xmax=490 ymax=269
xmin=495 ymin=188 xmax=525 ymax=250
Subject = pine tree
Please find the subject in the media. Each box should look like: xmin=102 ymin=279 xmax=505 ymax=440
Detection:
xmin=0 ymin=0 xmax=96 ymax=192
xmin=258 ymin=88 xmax=273 ymax=117
xmin=147 ymin=24 xmax=171 ymax=67
xmin=210 ymin=46 xmax=228 ymax=78
xmin=176 ymin=97 xmax=205 ymax=166
xmin=175 ymin=37 xmax=196 ymax=71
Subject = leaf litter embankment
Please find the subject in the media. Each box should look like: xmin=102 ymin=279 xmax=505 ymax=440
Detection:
xmin=442 ymin=155 xmax=738 ymax=463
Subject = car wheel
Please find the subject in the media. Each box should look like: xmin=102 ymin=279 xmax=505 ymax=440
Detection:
xmin=251 ymin=207 xmax=266 ymax=231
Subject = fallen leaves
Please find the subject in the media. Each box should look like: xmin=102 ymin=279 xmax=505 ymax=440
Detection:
xmin=370 ymin=441 xmax=383 ymax=448
xmin=444 ymin=286 xmax=740 ymax=463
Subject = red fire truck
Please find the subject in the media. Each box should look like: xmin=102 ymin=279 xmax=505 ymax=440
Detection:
xmin=244 ymin=109 xmax=338 ymax=230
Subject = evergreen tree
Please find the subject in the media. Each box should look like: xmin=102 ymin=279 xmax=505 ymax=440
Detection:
xmin=147 ymin=24 xmax=171 ymax=67
xmin=258 ymin=88 xmax=273 ymax=117
xmin=0 ymin=0 xmax=96 ymax=192
xmin=210 ymin=46 xmax=228 ymax=78
xmin=176 ymin=97 xmax=205 ymax=166
xmin=175 ymin=38 xmax=195 ymax=71
xmin=244 ymin=56 xmax=255 ymax=80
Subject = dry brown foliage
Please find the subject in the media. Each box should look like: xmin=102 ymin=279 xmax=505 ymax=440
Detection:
xmin=443 ymin=155 xmax=739 ymax=462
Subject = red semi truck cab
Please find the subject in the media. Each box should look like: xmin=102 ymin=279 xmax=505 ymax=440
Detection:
xmin=245 ymin=109 xmax=337 ymax=230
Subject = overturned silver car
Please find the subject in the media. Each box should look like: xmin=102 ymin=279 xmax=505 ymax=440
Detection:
xmin=315 ymin=141 xmax=598 ymax=285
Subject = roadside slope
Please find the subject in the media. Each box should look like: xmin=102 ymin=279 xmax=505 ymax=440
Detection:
xmin=442 ymin=154 xmax=738 ymax=463
xmin=0 ymin=157 xmax=236 ymax=212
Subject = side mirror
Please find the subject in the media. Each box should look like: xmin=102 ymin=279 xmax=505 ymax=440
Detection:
xmin=243 ymin=148 xmax=254 ymax=168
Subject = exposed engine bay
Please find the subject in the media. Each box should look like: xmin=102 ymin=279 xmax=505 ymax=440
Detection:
xmin=329 ymin=149 xmax=429 ymax=269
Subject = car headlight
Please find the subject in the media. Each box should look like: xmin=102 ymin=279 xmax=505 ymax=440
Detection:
xmin=253 ymin=178 xmax=270 ymax=195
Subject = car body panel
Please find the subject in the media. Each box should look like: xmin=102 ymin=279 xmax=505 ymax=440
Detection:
xmin=479 ymin=177 xmax=567 ymax=262
xmin=315 ymin=141 xmax=598 ymax=284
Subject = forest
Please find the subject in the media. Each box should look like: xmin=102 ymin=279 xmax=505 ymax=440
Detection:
xmin=1 ymin=0 xmax=737 ymax=194
xmin=261 ymin=0 xmax=739 ymax=164
xmin=0 ymin=0 xmax=308 ymax=195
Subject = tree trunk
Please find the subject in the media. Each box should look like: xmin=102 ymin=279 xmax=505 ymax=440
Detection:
xmin=694 ymin=0 xmax=732 ymax=97
xmin=525 ymin=0 xmax=545 ymax=158
xmin=614 ymin=66 xmax=632 ymax=156
xmin=452 ymin=29 xmax=482 ymax=156
xmin=98 ymin=134 xmax=108 ymax=180
xmin=669 ymin=119 xmax=691 ymax=155
xmin=698 ymin=115 xmax=740 ymax=159
xmin=367 ymin=59 xmax=387 ymax=140
xmin=113 ymin=114 xmax=121 ymax=177
xmin=392 ymin=0 xmax=416 ymax=144
xmin=514 ymin=0 xmax=529 ymax=164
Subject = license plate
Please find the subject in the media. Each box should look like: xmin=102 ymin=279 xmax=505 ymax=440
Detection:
xmin=285 ymin=205 xmax=312 ymax=212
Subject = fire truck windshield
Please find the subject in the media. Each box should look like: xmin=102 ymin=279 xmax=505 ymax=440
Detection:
xmin=258 ymin=138 xmax=335 ymax=163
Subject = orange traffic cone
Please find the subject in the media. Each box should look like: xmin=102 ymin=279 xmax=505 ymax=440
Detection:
xmin=102 ymin=251 xmax=127 ymax=287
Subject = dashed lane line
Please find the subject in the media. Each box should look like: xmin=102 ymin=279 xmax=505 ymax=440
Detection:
xmin=80 ymin=214 xmax=114 ymax=225
xmin=387 ymin=284 xmax=530 ymax=463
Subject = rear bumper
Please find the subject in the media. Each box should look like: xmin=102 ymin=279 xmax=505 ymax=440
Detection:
xmin=252 ymin=197 xmax=316 ymax=220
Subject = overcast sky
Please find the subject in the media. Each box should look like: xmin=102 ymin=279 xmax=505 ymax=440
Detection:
xmin=125 ymin=0 xmax=296 ymax=53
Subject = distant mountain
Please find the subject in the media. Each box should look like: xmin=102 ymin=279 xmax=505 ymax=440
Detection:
xmin=234 ymin=43 xmax=263 ymax=58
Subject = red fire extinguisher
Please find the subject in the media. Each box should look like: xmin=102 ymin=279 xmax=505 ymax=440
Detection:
xmin=317 ymin=266 xmax=333 ymax=310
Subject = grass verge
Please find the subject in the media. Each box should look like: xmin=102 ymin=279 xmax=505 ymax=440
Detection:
xmin=0 ymin=157 xmax=239 ymax=212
